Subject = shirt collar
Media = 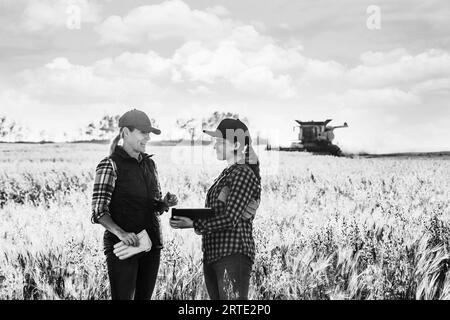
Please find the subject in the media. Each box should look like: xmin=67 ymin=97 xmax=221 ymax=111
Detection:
xmin=114 ymin=145 xmax=153 ymax=162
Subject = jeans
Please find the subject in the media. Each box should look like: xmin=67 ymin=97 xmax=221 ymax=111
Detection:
xmin=203 ymin=253 xmax=253 ymax=300
xmin=105 ymin=243 xmax=161 ymax=300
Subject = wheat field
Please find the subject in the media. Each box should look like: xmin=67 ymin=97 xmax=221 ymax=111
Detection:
xmin=0 ymin=143 xmax=449 ymax=300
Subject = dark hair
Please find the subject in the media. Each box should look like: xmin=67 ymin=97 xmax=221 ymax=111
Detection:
xmin=244 ymin=145 xmax=261 ymax=181
xmin=233 ymin=135 xmax=261 ymax=181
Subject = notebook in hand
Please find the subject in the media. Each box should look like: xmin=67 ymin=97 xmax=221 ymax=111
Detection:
xmin=171 ymin=208 xmax=213 ymax=220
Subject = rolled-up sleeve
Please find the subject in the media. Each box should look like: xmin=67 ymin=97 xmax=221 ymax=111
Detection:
xmin=91 ymin=157 xmax=117 ymax=224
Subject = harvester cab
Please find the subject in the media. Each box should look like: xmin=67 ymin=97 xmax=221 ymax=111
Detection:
xmin=280 ymin=119 xmax=348 ymax=156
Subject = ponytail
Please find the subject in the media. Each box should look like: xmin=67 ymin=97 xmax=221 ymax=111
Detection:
xmin=109 ymin=128 xmax=124 ymax=156
xmin=244 ymin=144 xmax=261 ymax=181
xmin=232 ymin=135 xmax=261 ymax=181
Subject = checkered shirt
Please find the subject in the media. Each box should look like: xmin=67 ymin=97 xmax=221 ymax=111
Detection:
xmin=193 ymin=163 xmax=261 ymax=264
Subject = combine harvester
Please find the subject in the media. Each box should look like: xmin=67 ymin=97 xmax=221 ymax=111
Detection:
xmin=275 ymin=119 xmax=348 ymax=156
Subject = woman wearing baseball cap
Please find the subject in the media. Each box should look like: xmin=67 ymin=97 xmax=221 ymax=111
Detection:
xmin=170 ymin=118 xmax=261 ymax=300
xmin=91 ymin=109 xmax=178 ymax=300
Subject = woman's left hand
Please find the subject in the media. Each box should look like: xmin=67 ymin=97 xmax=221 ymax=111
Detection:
xmin=169 ymin=216 xmax=193 ymax=229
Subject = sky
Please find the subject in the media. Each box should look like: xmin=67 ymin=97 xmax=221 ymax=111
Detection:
xmin=0 ymin=0 xmax=449 ymax=153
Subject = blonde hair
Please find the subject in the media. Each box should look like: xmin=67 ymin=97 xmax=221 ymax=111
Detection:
xmin=109 ymin=127 xmax=124 ymax=156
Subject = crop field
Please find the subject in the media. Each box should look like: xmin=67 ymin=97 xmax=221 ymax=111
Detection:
xmin=0 ymin=143 xmax=449 ymax=300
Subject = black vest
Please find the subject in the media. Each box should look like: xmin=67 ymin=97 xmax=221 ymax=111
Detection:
xmin=107 ymin=146 xmax=163 ymax=249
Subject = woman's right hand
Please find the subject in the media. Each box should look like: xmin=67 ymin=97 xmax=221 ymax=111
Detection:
xmin=163 ymin=192 xmax=178 ymax=207
xmin=118 ymin=231 xmax=140 ymax=247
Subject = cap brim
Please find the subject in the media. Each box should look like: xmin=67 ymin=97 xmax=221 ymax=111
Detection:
xmin=203 ymin=130 xmax=223 ymax=138
xmin=150 ymin=128 xmax=161 ymax=135
xmin=139 ymin=126 xmax=161 ymax=135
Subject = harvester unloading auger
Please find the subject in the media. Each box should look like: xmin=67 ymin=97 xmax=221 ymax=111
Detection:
xmin=278 ymin=119 xmax=348 ymax=156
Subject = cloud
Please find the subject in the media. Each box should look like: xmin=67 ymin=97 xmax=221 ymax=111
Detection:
xmin=17 ymin=57 xmax=163 ymax=104
xmin=3 ymin=0 xmax=450 ymax=152
xmin=13 ymin=43 xmax=450 ymax=124
xmin=95 ymin=0 xmax=232 ymax=45
xmin=411 ymin=78 xmax=450 ymax=94
xmin=173 ymin=41 xmax=245 ymax=83
xmin=205 ymin=5 xmax=230 ymax=17
xmin=95 ymin=0 xmax=275 ymax=49
xmin=359 ymin=49 xmax=410 ymax=66
xmin=17 ymin=41 xmax=301 ymax=101
xmin=0 ymin=88 xmax=74 ymax=141
xmin=279 ymin=23 xmax=291 ymax=30
xmin=172 ymin=41 xmax=299 ymax=98
xmin=22 ymin=0 xmax=102 ymax=32
xmin=187 ymin=85 xmax=213 ymax=95
xmin=349 ymin=49 xmax=450 ymax=89
xmin=5 ymin=45 xmax=450 ymax=151
xmin=288 ymin=48 xmax=450 ymax=96
xmin=92 ymin=51 xmax=174 ymax=80
xmin=230 ymin=67 xmax=297 ymax=99
xmin=91 ymin=1 xmax=308 ymax=98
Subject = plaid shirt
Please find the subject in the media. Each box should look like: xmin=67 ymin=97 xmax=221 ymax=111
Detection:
xmin=193 ymin=163 xmax=261 ymax=264
xmin=91 ymin=155 xmax=166 ymax=224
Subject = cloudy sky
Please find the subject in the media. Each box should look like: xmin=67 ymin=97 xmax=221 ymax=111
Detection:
xmin=0 ymin=0 xmax=449 ymax=152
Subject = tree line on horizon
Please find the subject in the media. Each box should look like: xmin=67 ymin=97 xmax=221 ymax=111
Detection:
xmin=0 ymin=112 xmax=266 ymax=144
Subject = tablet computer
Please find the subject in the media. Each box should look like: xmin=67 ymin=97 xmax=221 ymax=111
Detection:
xmin=171 ymin=208 xmax=213 ymax=220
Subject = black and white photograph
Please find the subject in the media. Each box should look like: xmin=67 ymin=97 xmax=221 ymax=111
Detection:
xmin=0 ymin=0 xmax=449 ymax=306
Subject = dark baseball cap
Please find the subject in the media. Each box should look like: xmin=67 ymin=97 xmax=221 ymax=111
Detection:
xmin=203 ymin=118 xmax=252 ymax=144
xmin=118 ymin=109 xmax=161 ymax=135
